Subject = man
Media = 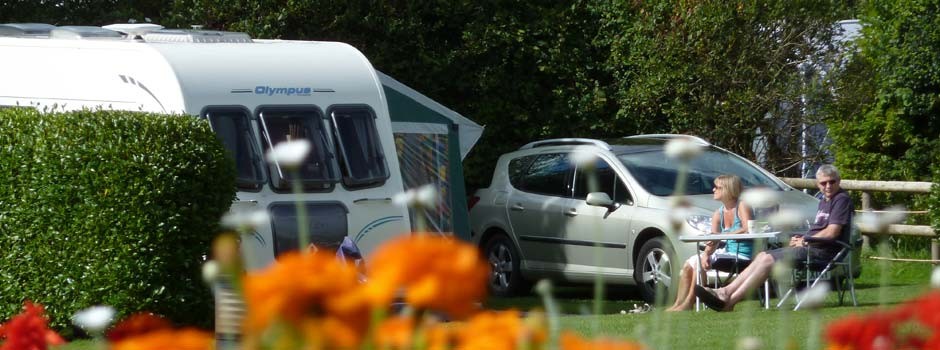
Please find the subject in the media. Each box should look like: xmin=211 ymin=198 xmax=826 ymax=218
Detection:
xmin=694 ymin=164 xmax=853 ymax=311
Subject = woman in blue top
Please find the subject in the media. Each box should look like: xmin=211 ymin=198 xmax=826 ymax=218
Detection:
xmin=668 ymin=174 xmax=753 ymax=311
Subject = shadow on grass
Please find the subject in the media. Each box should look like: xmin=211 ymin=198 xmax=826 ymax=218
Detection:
xmin=484 ymin=285 xmax=650 ymax=315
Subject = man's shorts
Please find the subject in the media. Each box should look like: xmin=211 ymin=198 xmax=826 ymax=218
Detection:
xmin=767 ymin=246 xmax=837 ymax=265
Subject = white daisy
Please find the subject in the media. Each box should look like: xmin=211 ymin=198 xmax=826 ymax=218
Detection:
xmin=855 ymin=205 xmax=906 ymax=233
xmin=664 ymin=138 xmax=704 ymax=161
xmin=740 ymin=188 xmax=780 ymax=208
xmin=220 ymin=208 xmax=270 ymax=231
xmin=569 ymin=146 xmax=598 ymax=170
xmin=768 ymin=209 xmax=805 ymax=230
xmin=796 ymin=283 xmax=830 ymax=310
xmin=266 ymin=139 xmax=311 ymax=168
xmin=72 ymin=305 xmax=115 ymax=334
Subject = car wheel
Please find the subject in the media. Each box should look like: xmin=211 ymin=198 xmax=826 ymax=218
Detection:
xmin=634 ymin=237 xmax=675 ymax=304
xmin=484 ymin=235 xmax=527 ymax=297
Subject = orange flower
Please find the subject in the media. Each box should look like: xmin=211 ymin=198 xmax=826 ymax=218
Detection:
xmin=106 ymin=313 xmax=172 ymax=342
xmin=560 ymin=331 xmax=646 ymax=350
xmin=425 ymin=322 xmax=456 ymax=350
xmin=374 ymin=316 xmax=415 ymax=349
xmin=111 ymin=328 xmax=213 ymax=350
xmin=243 ymin=250 xmax=368 ymax=347
xmin=453 ymin=310 xmax=546 ymax=350
xmin=366 ymin=234 xmax=489 ymax=319
xmin=0 ymin=302 xmax=65 ymax=350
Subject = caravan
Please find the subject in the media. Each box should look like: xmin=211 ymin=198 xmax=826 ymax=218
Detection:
xmin=0 ymin=23 xmax=416 ymax=269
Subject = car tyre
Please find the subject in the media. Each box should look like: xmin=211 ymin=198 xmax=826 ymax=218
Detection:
xmin=634 ymin=237 xmax=676 ymax=304
xmin=484 ymin=235 xmax=528 ymax=297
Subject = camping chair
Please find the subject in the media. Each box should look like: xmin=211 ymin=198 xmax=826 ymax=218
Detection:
xmin=776 ymin=215 xmax=860 ymax=310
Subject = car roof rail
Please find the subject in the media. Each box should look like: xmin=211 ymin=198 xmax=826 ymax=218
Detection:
xmin=519 ymin=138 xmax=611 ymax=150
xmin=624 ymin=134 xmax=710 ymax=146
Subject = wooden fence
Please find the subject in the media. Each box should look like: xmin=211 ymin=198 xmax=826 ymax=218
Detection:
xmin=780 ymin=177 xmax=939 ymax=263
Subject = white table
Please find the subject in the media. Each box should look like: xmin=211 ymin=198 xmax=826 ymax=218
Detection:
xmin=679 ymin=232 xmax=781 ymax=310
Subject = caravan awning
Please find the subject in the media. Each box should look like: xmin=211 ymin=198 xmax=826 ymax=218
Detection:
xmin=377 ymin=71 xmax=483 ymax=160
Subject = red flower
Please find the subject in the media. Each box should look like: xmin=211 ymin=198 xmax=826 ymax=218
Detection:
xmin=106 ymin=313 xmax=173 ymax=342
xmin=111 ymin=328 xmax=213 ymax=350
xmin=826 ymin=313 xmax=897 ymax=350
xmin=826 ymin=290 xmax=940 ymax=350
xmin=0 ymin=302 xmax=65 ymax=350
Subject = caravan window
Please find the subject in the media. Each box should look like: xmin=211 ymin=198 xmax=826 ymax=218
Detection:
xmin=204 ymin=107 xmax=266 ymax=190
xmin=329 ymin=106 xmax=389 ymax=188
xmin=258 ymin=107 xmax=339 ymax=191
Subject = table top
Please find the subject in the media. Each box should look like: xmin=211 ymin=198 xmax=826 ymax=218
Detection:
xmin=678 ymin=232 xmax=781 ymax=242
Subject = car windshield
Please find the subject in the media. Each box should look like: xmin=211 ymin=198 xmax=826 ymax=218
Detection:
xmin=616 ymin=147 xmax=784 ymax=196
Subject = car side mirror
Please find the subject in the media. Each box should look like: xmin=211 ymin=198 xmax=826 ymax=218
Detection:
xmin=586 ymin=192 xmax=617 ymax=210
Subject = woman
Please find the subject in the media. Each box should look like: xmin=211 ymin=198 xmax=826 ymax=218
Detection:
xmin=667 ymin=174 xmax=753 ymax=311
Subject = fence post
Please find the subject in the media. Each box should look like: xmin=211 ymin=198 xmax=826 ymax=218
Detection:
xmin=861 ymin=191 xmax=872 ymax=249
xmin=933 ymin=240 xmax=940 ymax=266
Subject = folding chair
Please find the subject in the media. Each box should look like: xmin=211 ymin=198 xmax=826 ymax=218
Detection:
xmin=776 ymin=215 xmax=860 ymax=310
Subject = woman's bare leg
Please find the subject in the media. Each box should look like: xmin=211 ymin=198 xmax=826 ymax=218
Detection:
xmin=668 ymin=262 xmax=696 ymax=311
xmin=674 ymin=261 xmax=709 ymax=310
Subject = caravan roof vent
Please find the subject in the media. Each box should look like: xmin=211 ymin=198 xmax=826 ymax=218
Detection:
xmin=103 ymin=23 xmax=164 ymax=39
xmin=50 ymin=26 xmax=124 ymax=40
xmin=0 ymin=23 xmax=56 ymax=37
xmin=142 ymin=29 xmax=252 ymax=43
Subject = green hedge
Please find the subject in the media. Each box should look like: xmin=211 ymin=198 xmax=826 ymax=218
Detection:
xmin=0 ymin=108 xmax=236 ymax=332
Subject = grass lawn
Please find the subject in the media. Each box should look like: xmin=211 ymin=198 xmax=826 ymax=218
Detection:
xmin=485 ymin=253 xmax=934 ymax=349
xmin=57 ymin=252 xmax=934 ymax=349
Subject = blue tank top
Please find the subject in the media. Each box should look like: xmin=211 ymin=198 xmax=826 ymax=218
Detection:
xmin=720 ymin=204 xmax=753 ymax=258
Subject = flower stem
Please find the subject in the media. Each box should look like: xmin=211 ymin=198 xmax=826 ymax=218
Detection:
xmin=878 ymin=242 xmax=890 ymax=306
xmin=535 ymin=280 xmax=560 ymax=349
xmin=807 ymin=310 xmax=821 ymax=350
xmin=290 ymin=170 xmax=310 ymax=252
xmin=586 ymin=173 xmax=605 ymax=323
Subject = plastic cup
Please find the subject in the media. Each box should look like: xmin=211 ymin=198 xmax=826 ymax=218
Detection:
xmin=747 ymin=220 xmax=757 ymax=234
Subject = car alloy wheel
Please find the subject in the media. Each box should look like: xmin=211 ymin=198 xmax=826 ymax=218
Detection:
xmin=484 ymin=235 xmax=524 ymax=296
xmin=635 ymin=237 xmax=674 ymax=304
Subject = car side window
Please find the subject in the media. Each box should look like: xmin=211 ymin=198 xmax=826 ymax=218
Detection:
xmin=573 ymin=159 xmax=633 ymax=204
xmin=508 ymin=154 xmax=537 ymax=188
xmin=518 ymin=153 xmax=571 ymax=197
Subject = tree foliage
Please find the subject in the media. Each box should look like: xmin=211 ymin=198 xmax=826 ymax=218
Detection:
xmin=0 ymin=0 xmax=170 ymax=25
xmin=825 ymin=0 xmax=940 ymax=183
xmin=3 ymin=0 xmax=863 ymax=188
xmin=821 ymin=0 xmax=940 ymax=235
xmin=597 ymin=0 xmax=854 ymax=176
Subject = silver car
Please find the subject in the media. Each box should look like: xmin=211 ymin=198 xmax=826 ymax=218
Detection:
xmin=468 ymin=135 xmax=819 ymax=301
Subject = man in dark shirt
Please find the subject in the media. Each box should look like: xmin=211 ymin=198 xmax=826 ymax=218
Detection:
xmin=695 ymin=164 xmax=853 ymax=311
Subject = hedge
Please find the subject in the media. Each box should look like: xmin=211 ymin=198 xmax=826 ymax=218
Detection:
xmin=0 ymin=108 xmax=236 ymax=333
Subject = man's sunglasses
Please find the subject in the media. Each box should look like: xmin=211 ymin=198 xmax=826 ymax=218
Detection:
xmin=818 ymin=179 xmax=839 ymax=186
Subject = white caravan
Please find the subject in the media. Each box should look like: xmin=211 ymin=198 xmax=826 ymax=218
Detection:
xmin=0 ymin=23 xmax=412 ymax=269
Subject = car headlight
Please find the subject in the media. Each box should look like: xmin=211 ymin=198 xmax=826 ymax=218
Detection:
xmin=686 ymin=215 xmax=712 ymax=234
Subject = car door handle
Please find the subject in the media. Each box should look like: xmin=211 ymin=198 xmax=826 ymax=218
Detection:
xmin=510 ymin=204 xmax=525 ymax=211
xmin=564 ymin=208 xmax=578 ymax=217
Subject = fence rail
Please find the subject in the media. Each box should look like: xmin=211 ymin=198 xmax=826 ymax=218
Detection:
xmin=781 ymin=178 xmax=934 ymax=194
xmin=780 ymin=177 xmax=938 ymax=263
